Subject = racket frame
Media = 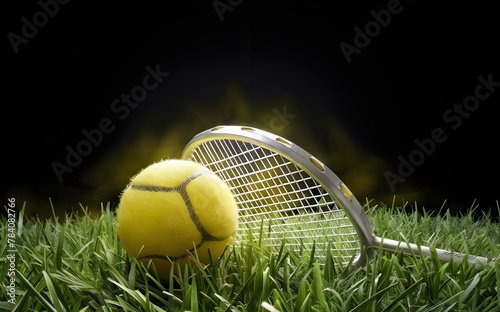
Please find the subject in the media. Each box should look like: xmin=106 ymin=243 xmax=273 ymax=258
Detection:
xmin=182 ymin=125 xmax=493 ymax=267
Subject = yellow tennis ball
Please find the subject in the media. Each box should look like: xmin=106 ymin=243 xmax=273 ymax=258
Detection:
xmin=117 ymin=159 xmax=238 ymax=279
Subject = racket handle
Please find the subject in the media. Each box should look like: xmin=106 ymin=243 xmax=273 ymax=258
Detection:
xmin=374 ymin=237 xmax=493 ymax=266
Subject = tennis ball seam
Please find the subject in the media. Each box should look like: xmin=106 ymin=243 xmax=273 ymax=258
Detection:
xmin=130 ymin=170 xmax=236 ymax=261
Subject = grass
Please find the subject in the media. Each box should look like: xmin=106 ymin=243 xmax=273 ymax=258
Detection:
xmin=1 ymin=199 xmax=499 ymax=311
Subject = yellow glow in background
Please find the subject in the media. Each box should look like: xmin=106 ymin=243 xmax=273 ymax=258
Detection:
xmin=12 ymin=84 xmax=437 ymax=219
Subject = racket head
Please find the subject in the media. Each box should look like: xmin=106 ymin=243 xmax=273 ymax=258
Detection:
xmin=181 ymin=125 xmax=377 ymax=268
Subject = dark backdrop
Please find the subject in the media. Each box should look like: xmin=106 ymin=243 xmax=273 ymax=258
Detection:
xmin=2 ymin=1 xmax=499 ymax=220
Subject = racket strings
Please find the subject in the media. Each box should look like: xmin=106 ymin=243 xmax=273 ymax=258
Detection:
xmin=189 ymin=139 xmax=359 ymax=265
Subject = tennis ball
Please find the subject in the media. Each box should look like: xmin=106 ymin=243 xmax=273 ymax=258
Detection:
xmin=117 ymin=159 xmax=238 ymax=279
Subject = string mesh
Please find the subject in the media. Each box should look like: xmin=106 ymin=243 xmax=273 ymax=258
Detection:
xmin=188 ymin=138 xmax=359 ymax=266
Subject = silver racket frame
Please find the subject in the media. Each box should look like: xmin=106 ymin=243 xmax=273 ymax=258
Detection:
xmin=182 ymin=125 xmax=492 ymax=267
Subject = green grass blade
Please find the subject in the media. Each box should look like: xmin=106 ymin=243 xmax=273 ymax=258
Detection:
xmin=496 ymin=261 xmax=500 ymax=309
xmin=108 ymin=278 xmax=147 ymax=307
xmin=16 ymin=201 xmax=25 ymax=237
xmin=261 ymin=301 xmax=280 ymax=312
xmin=55 ymin=224 xmax=65 ymax=271
xmin=16 ymin=270 xmax=57 ymax=312
xmin=42 ymin=271 xmax=68 ymax=312
xmin=381 ymin=278 xmax=424 ymax=312
xmin=311 ymin=261 xmax=329 ymax=312
xmin=351 ymin=282 xmax=398 ymax=312
xmin=190 ymin=277 xmax=199 ymax=312
xmin=460 ymin=273 xmax=481 ymax=304
xmin=3 ymin=199 xmax=498 ymax=311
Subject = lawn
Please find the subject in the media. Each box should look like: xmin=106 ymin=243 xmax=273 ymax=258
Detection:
xmin=1 ymin=199 xmax=499 ymax=311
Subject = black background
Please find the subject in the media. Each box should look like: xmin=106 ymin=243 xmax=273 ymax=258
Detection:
xmin=2 ymin=1 xmax=499 ymax=220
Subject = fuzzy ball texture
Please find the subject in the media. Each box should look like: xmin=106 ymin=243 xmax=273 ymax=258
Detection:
xmin=117 ymin=159 xmax=238 ymax=279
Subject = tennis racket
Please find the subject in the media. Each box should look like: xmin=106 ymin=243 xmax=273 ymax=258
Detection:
xmin=181 ymin=125 xmax=492 ymax=268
